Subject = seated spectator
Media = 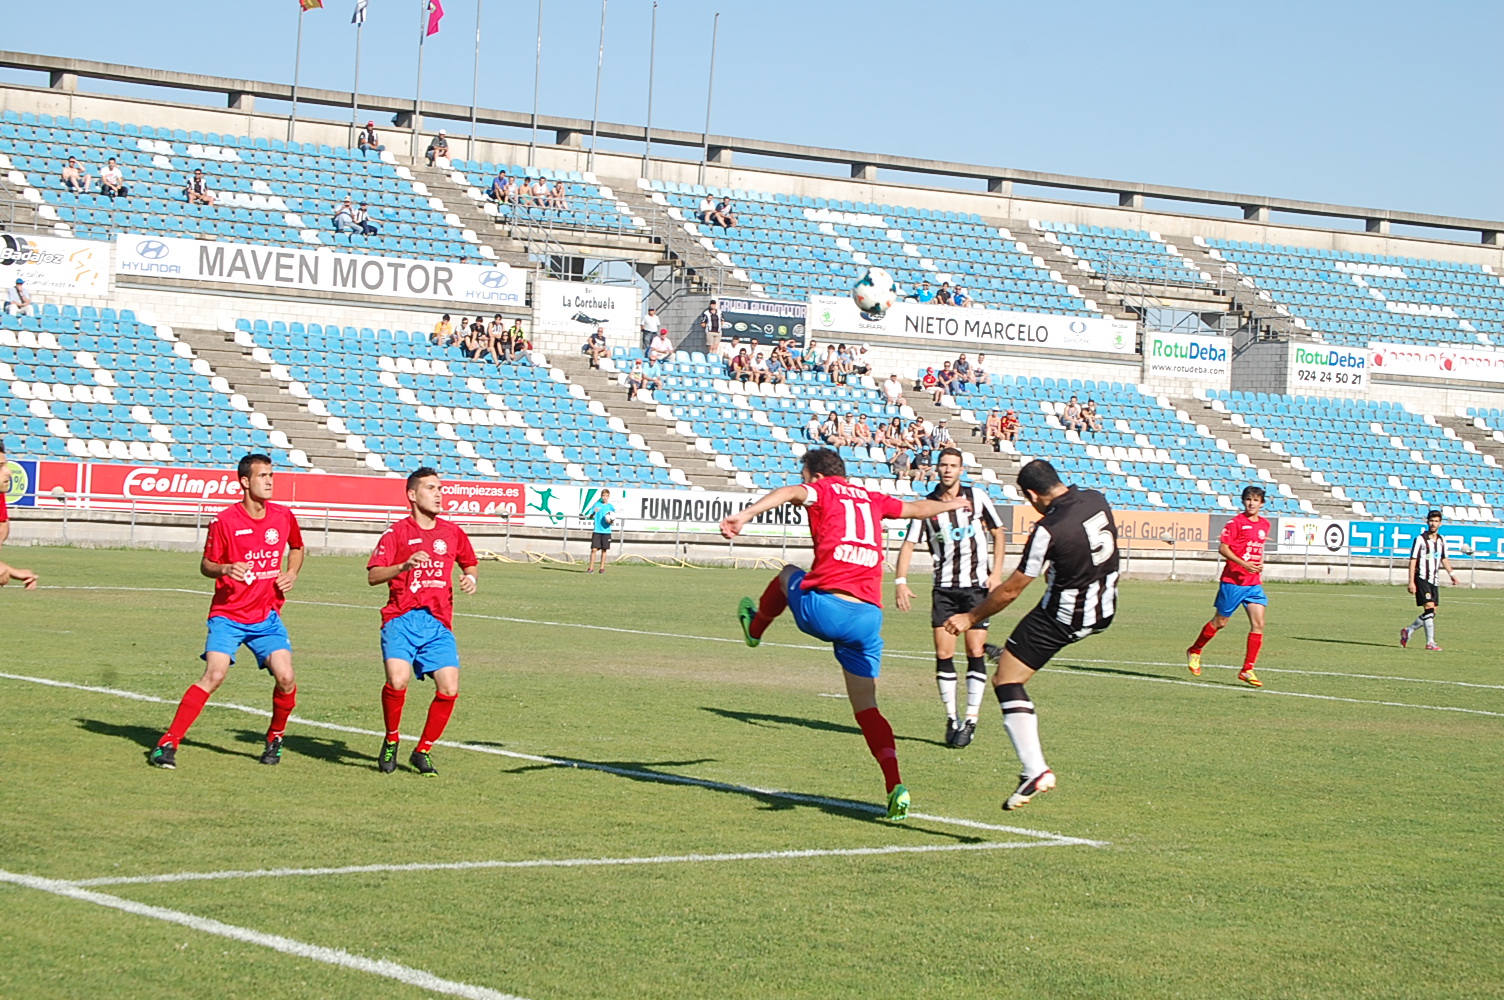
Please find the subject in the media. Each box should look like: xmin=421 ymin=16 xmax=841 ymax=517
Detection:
xmin=917 ymin=366 xmax=938 ymax=397
xmin=487 ymin=326 xmax=508 ymax=365
xmin=911 ymin=432 xmax=935 ymax=482
xmin=548 ymin=181 xmax=570 ymax=210
xmin=359 ymin=122 xmax=386 ymax=155
xmin=982 ymin=409 xmax=1003 ymax=450
xmin=933 ymin=361 xmax=958 ymax=403
xmin=750 ymin=351 xmax=771 ymax=385
xmin=647 ymin=326 xmax=674 ymax=363
xmin=1061 ymin=394 xmax=1085 ymax=431
xmin=804 ymin=414 xmax=823 ymax=443
xmin=836 ymin=411 xmax=857 ymax=445
xmin=889 ymin=443 xmax=912 ymax=480
xmin=431 ymin=313 xmax=454 ymax=344
xmin=771 ymin=340 xmax=795 ymax=373
xmin=585 ymin=327 xmax=608 ymax=368
xmin=60 ymin=157 xmax=91 ymax=193
xmin=931 ymin=419 xmax=955 ymax=449
xmin=711 ymin=198 xmax=736 ymax=228
xmin=834 ymin=344 xmax=856 ymax=385
xmin=853 ymin=415 xmax=873 ymax=446
xmin=880 ymin=417 xmax=904 ymax=447
xmin=953 ymin=353 xmax=973 ymax=388
xmin=1082 ymin=398 xmax=1103 ymax=433
xmin=527 ymin=177 xmax=549 ymax=206
xmin=458 ymin=321 xmax=480 ymax=359
xmin=881 ymin=373 xmax=907 ymax=408
xmin=934 ymin=282 xmax=954 ymax=306
xmin=509 ymin=322 xmax=531 ymax=359
xmin=728 ymin=348 xmax=753 ymax=383
xmin=820 ymin=414 xmax=845 ymax=447
xmin=487 ymin=313 xmax=507 ymax=340
xmin=332 ymin=196 xmax=357 ymax=232
xmin=972 ymin=352 xmax=990 ymax=387
xmin=626 ymin=360 xmax=663 ymax=400
xmin=184 ymin=168 xmax=216 ymax=206
xmin=953 ymin=285 xmax=971 ymax=307
xmin=787 ymin=339 xmax=807 ymax=371
xmin=697 ymin=194 xmax=716 ymax=225
xmin=765 ymin=351 xmax=787 ymax=385
xmin=4 ymin=278 xmax=34 ymax=317
xmin=821 ymin=344 xmax=841 ymax=381
xmin=425 ymin=129 xmax=450 ymax=167
xmin=354 ymin=202 xmax=379 ymax=236
xmin=98 ymin=157 xmax=129 ymax=199
xmin=487 ymin=170 xmax=510 ymax=203
xmin=1000 ymin=408 xmax=1020 ymax=443
xmin=911 ymin=280 xmax=935 ymax=304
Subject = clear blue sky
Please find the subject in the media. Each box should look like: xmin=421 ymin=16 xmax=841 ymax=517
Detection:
xmin=4 ymin=0 xmax=1500 ymax=221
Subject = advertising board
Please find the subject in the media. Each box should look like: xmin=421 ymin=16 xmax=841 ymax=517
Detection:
xmin=0 ymin=233 xmax=110 ymax=296
xmin=808 ymin=294 xmax=1136 ymax=356
xmin=1142 ymin=330 xmax=1231 ymax=381
xmin=1368 ymin=340 xmax=1504 ymax=386
xmin=533 ymin=279 xmax=640 ymax=343
xmin=1289 ymin=344 xmax=1370 ymax=396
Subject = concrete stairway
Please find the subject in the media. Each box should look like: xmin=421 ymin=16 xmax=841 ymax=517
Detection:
xmin=612 ymin=181 xmax=757 ymax=301
xmin=407 ymin=164 xmax=534 ymax=268
xmin=176 ymin=327 xmax=366 ymax=474
xmin=1437 ymin=412 xmax=1504 ymax=467
xmin=1163 ymin=236 xmax=1305 ymax=342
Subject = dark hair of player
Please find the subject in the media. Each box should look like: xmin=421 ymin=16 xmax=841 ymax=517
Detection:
xmin=1241 ymin=485 xmax=1266 ymax=502
xmin=937 ymin=446 xmax=964 ymax=464
xmin=802 ymin=447 xmax=846 ymax=479
xmin=236 ymin=453 xmax=272 ymax=481
xmin=406 ymin=466 xmax=440 ymax=492
xmin=1427 ymin=509 xmax=1442 ymax=521
xmin=1017 ymin=459 xmax=1062 ymax=495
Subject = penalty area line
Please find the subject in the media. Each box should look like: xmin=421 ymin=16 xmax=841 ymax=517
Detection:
xmin=0 ymin=868 xmax=528 ymax=1000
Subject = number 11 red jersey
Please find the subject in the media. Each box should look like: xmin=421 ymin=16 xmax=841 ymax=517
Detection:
xmin=799 ymin=477 xmax=904 ymax=607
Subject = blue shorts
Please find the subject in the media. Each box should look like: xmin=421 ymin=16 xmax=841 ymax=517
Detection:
xmin=380 ymin=609 xmax=460 ymax=679
xmin=784 ymin=568 xmax=885 ymax=678
xmin=203 ymin=611 xmax=291 ymax=670
xmin=1214 ymin=583 xmax=1268 ymax=618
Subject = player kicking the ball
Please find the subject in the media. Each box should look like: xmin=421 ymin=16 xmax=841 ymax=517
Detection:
xmin=368 ymin=467 xmax=479 ymax=776
xmin=943 ymin=460 xmax=1119 ymax=811
xmin=150 ymin=454 xmax=304 ymax=769
xmin=723 ymin=448 xmax=970 ymax=821
xmin=1400 ymin=509 xmax=1457 ymax=652
xmin=1185 ymin=485 xmax=1270 ymax=687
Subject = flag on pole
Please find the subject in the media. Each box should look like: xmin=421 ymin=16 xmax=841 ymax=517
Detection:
xmin=426 ymin=0 xmax=445 ymax=36
xmin=352 ymin=0 xmax=367 ymax=23
xmin=299 ymin=0 xmax=323 ymax=10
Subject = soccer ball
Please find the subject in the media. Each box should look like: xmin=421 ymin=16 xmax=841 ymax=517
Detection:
xmin=852 ymin=267 xmax=898 ymax=319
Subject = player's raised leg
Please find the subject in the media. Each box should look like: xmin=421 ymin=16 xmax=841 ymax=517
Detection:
xmin=990 ymin=642 xmax=1054 ymax=810
xmin=737 ymin=563 xmax=796 ymax=648
xmin=1186 ymin=614 xmax=1226 ymax=676
xmin=151 ymin=653 xmax=229 ymax=769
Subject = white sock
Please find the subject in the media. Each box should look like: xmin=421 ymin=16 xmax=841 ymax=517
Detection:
xmin=935 ymin=658 xmax=957 ymax=720
xmin=964 ymin=656 xmax=988 ymax=721
xmin=1407 ymin=615 xmax=1425 ymax=633
xmin=1423 ymin=613 xmax=1436 ymax=645
xmin=997 ymin=683 xmax=1048 ymax=778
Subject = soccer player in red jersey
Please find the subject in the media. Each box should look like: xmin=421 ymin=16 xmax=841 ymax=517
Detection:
xmin=150 ymin=454 xmax=305 ymax=769
xmin=1186 ymin=485 xmax=1269 ymax=688
xmin=722 ymin=448 xmax=969 ymax=821
xmin=368 ymin=467 xmax=479 ymax=776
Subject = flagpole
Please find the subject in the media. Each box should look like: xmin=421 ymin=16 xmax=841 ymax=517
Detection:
xmin=587 ymin=0 xmax=607 ymax=174
xmin=413 ymin=0 xmax=428 ymax=161
xmin=642 ymin=0 xmax=656 ymax=176
xmin=351 ymin=7 xmax=364 ymax=147
xmin=469 ymin=0 xmax=483 ymax=161
xmin=529 ymin=0 xmax=543 ymax=168
xmin=699 ymin=12 xmax=720 ymax=186
xmin=289 ymin=8 xmax=306 ymax=143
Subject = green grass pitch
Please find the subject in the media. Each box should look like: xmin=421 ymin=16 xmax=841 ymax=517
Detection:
xmin=2 ymin=546 xmax=1502 ymax=999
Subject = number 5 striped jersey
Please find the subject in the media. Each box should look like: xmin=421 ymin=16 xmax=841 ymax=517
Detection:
xmin=1018 ymin=486 xmax=1121 ymax=632
xmin=798 ymin=476 xmax=905 ymax=607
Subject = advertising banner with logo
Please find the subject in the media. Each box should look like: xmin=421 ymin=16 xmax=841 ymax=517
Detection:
xmin=1289 ymin=344 xmax=1370 ymax=396
xmin=716 ymin=297 xmax=807 ymax=346
xmin=533 ymin=279 xmax=640 ymax=343
xmin=808 ymin=294 xmax=1137 ymax=356
xmin=0 ymin=233 xmax=111 ymax=296
xmin=1142 ymin=331 xmax=1232 ymax=382
xmin=1347 ymin=519 xmax=1504 ymax=562
xmin=1014 ymin=505 xmax=1214 ymax=551
xmin=3 ymin=458 xmax=38 ymax=508
xmin=112 ymin=234 xmax=524 ymax=307
xmin=1274 ymin=517 xmax=1350 ymax=555
xmin=1367 ymin=340 xmax=1504 ymax=386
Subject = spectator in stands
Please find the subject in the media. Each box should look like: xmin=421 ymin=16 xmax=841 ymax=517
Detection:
xmin=934 ymin=282 xmax=954 ymax=306
xmin=1082 ymin=398 xmax=1102 ymax=433
xmin=99 ymin=158 xmax=129 ymax=199
xmin=585 ymin=327 xmax=608 ymax=368
xmin=912 ymin=280 xmax=934 ymax=304
xmin=935 ymin=361 xmax=959 ymax=400
xmin=911 ymin=426 xmax=936 ymax=483
xmin=626 ymin=359 xmax=662 ymax=400
xmin=183 ymin=168 xmax=216 ymax=206
xmin=487 ymin=169 xmax=510 ymax=203
xmin=487 ymin=313 xmax=507 ymax=341
xmin=953 ymin=285 xmax=971 ymax=307
xmin=918 ymin=366 xmax=938 ymax=399
xmin=820 ymin=414 xmax=846 ymax=448
xmin=487 ymin=324 xmax=508 ymax=365
xmin=853 ymin=415 xmax=873 ymax=446
xmin=765 ymin=349 xmax=788 ymax=385
xmin=729 ymin=348 xmax=753 ymax=383
xmin=710 ymin=198 xmax=736 ymax=229
xmin=972 ymin=353 xmax=990 ymax=387
xmin=358 ymin=122 xmax=386 ymax=155
xmin=60 ymin=156 xmax=91 ymax=194
xmin=426 ymin=130 xmax=450 ymax=167
xmin=804 ymin=414 xmax=822 ymax=443
xmin=697 ymin=194 xmax=715 ymax=225
xmin=750 ymin=351 xmax=771 ymax=385
xmin=699 ymin=300 xmax=724 ymax=353
xmin=641 ymin=307 xmax=660 ymax=349
xmin=458 ymin=320 xmax=480 ymax=359
xmin=5 ymin=279 xmax=33 ymax=318
xmin=881 ymin=373 xmax=907 ymax=408
xmin=333 ymin=196 xmax=357 ymax=232
xmin=509 ymin=321 xmax=531 ymax=359
xmin=889 ymin=442 xmax=913 ymax=480
xmin=432 ymin=313 xmax=454 ymax=344
xmin=354 ymin=202 xmax=379 ymax=236
xmin=770 ymin=340 xmax=795 ymax=373
xmin=1000 ymin=408 xmax=1020 ymax=443
xmin=982 ymin=409 xmax=1004 ymax=451
xmin=819 ymin=344 xmax=840 ymax=381
xmin=850 ymin=344 xmax=871 ymax=377
xmin=837 ymin=412 xmax=857 ymax=445
xmin=526 ymin=177 xmax=549 ymax=207
xmin=648 ymin=325 xmax=674 ymax=363
xmin=880 ymin=417 xmax=904 ymax=447
xmin=548 ymin=181 xmax=570 ymax=210
xmin=932 ymin=419 xmax=955 ymax=450
xmin=953 ymin=353 xmax=973 ymax=388
xmin=1062 ymin=395 xmax=1085 ymax=431
xmin=788 ymin=339 xmax=808 ymax=371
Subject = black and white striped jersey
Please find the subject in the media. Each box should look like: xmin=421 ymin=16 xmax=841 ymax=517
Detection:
xmin=1410 ymin=530 xmax=1446 ymax=585
xmin=1017 ymin=486 xmax=1120 ymax=634
xmin=903 ymin=483 xmax=1003 ymax=589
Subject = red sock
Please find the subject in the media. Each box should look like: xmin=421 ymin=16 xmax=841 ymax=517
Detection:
xmin=749 ymin=576 xmax=788 ymax=640
xmin=1189 ymin=621 xmax=1219 ymax=653
xmin=854 ymin=707 xmax=902 ymax=793
xmin=416 ymin=692 xmax=457 ymax=753
xmin=267 ymin=685 xmax=297 ymax=741
xmin=1244 ymin=632 xmax=1263 ymax=670
xmin=381 ymin=683 xmax=406 ymax=741
xmin=160 ymin=684 xmax=210 ymax=746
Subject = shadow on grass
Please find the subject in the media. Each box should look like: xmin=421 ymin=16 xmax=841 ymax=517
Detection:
xmin=1291 ymin=635 xmax=1394 ymax=649
xmin=701 ymin=707 xmax=949 ymax=749
xmin=74 ymin=717 xmax=255 ymax=761
xmin=231 ymin=729 xmax=375 ymax=769
xmin=1055 ymin=663 xmax=1168 ymax=680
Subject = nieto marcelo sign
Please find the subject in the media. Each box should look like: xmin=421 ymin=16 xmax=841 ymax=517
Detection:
xmin=1143 ymin=331 xmax=1231 ymax=381
xmin=1290 ymin=344 xmax=1369 ymax=395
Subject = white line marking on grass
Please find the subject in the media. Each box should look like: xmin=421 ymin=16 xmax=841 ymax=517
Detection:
xmin=0 ymin=869 xmax=529 ymax=1000
xmin=67 ymin=839 xmax=1086 ymax=889
xmin=0 ymin=671 xmax=1095 ymax=843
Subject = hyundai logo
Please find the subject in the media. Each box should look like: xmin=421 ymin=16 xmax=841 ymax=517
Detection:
xmin=135 ymin=240 xmax=170 ymax=260
xmin=479 ymin=270 xmax=508 ymax=288
xmin=1068 ymin=320 xmax=1088 ymax=334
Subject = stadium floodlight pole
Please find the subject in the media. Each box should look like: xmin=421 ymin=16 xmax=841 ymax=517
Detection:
xmin=289 ymin=6 xmax=307 ymax=143
xmin=643 ymin=0 xmax=657 ymax=176
xmin=469 ymin=0 xmax=483 ymax=161
xmin=698 ymin=12 xmax=720 ymax=186
xmin=587 ymin=0 xmax=608 ymax=174
xmin=529 ymin=0 xmax=543 ymax=167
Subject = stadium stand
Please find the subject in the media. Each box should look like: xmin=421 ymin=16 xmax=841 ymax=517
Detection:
xmin=447 ymin=159 xmax=642 ymax=237
xmin=1034 ymin=221 xmax=1212 ymax=288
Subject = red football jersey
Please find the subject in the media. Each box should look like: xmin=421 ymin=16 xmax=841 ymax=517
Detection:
xmin=1219 ymin=512 xmax=1269 ymax=586
xmin=798 ymin=477 xmax=905 ymax=607
xmin=368 ymin=515 xmax=478 ymax=629
xmin=204 ymin=501 xmax=304 ymax=624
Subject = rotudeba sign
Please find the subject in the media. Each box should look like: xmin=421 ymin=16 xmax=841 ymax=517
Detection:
xmin=808 ymin=294 xmax=1136 ymax=356
xmin=112 ymin=234 xmax=523 ymax=306
xmin=1290 ymin=344 xmax=1370 ymax=395
xmin=1143 ymin=331 xmax=1231 ymax=381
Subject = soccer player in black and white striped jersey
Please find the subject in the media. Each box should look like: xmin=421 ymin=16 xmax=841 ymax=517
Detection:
xmin=1401 ymin=510 xmax=1457 ymax=652
xmin=893 ymin=448 xmax=1006 ymax=749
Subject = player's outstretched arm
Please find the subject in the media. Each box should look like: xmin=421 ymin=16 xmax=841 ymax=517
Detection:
xmin=893 ymin=539 xmax=918 ymax=612
xmin=943 ymin=569 xmax=1034 ymax=635
xmin=898 ymin=496 xmax=971 ymax=521
xmin=719 ymin=484 xmax=808 ymax=538
xmin=458 ymin=563 xmax=478 ymax=595
xmin=0 ymin=560 xmax=38 ymax=589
